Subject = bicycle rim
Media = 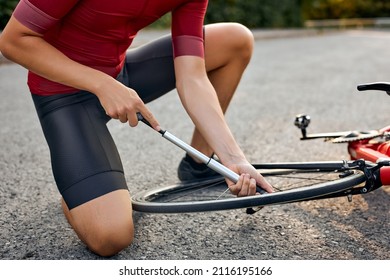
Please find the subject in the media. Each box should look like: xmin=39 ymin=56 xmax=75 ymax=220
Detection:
xmin=131 ymin=161 xmax=367 ymax=213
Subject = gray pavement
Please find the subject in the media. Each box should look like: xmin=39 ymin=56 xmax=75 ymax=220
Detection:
xmin=1 ymin=28 xmax=390 ymax=260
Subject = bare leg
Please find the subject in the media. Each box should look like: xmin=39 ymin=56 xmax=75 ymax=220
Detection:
xmin=62 ymin=189 xmax=134 ymax=257
xmin=189 ymin=23 xmax=254 ymax=160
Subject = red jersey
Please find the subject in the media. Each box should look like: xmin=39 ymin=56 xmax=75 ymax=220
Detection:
xmin=13 ymin=0 xmax=208 ymax=95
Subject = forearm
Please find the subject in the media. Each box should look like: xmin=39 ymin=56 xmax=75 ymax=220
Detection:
xmin=174 ymin=59 xmax=246 ymax=165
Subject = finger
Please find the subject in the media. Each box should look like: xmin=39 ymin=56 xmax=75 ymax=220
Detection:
xmin=104 ymin=109 xmax=118 ymax=120
xmin=139 ymin=109 xmax=160 ymax=131
xmin=228 ymin=174 xmax=244 ymax=195
xmin=118 ymin=113 xmax=128 ymax=123
xmin=248 ymin=178 xmax=257 ymax=196
xmin=256 ymin=176 xmax=274 ymax=193
xmin=127 ymin=112 xmax=139 ymax=127
xmin=237 ymin=174 xmax=250 ymax=197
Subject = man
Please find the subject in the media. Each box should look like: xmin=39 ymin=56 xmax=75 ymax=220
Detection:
xmin=0 ymin=0 xmax=272 ymax=256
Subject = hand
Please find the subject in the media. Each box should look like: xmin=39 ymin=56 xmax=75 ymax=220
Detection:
xmin=95 ymin=79 xmax=160 ymax=131
xmin=225 ymin=162 xmax=274 ymax=197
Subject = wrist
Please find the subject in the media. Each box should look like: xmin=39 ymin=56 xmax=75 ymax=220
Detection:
xmin=219 ymin=150 xmax=247 ymax=167
xmin=86 ymin=71 xmax=116 ymax=96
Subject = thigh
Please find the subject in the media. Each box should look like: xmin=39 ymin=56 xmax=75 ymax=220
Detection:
xmin=118 ymin=34 xmax=176 ymax=104
xmin=32 ymin=91 xmax=128 ymax=210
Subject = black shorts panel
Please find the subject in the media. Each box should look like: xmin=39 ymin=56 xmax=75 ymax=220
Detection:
xmin=118 ymin=33 xmax=176 ymax=103
xmin=32 ymin=92 xmax=127 ymax=209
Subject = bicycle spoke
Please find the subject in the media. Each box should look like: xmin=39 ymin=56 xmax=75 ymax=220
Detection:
xmin=264 ymin=171 xmax=341 ymax=192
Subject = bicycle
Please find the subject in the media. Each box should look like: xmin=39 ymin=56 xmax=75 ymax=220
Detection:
xmin=131 ymin=82 xmax=390 ymax=214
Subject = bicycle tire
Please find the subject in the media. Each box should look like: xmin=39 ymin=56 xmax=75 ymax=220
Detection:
xmin=131 ymin=161 xmax=367 ymax=213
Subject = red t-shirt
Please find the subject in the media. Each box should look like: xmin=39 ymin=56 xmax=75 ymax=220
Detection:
xmin=13 ymin=0 xmax=208 ymax=95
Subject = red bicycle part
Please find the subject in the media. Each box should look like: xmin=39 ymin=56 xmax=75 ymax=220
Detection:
xmin=348 ymin=140 xmax=390 ymax=185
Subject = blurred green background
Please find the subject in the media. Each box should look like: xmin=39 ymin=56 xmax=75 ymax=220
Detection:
xmin=1 ymin=0 xmax=390 ymax=30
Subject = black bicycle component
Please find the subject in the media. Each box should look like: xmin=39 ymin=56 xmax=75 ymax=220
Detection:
xmin=376 ymin=158 xmax=390 ymax=166
xmin=363 ymin=158 xmax=390 ymax=193
xmin=294 ymin=114 xmax=311 ymax=138
xmin=131 ymin=160 xmax=370 ymax=213
xmin=357 ymin=82 xmax=390 ymax=95
xmin=136 ymin=112 xmax=165 ymax=135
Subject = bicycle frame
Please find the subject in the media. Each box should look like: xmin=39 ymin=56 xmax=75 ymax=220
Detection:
xmin=347 ymin=127 xmax=390 ymax=186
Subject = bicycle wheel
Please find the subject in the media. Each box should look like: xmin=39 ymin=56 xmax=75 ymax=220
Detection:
xmin=131 ymin=161 xmax=367 ymax=213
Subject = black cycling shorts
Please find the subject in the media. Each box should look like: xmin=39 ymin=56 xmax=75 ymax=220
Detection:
xmin=32 ymin=34 xmax=176 ymax=209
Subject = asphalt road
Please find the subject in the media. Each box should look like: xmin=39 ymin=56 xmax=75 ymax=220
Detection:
xmin=1 ymin=29 xmax=390 ymax=260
